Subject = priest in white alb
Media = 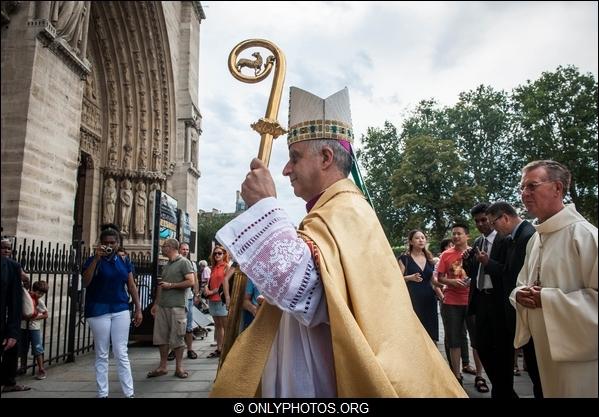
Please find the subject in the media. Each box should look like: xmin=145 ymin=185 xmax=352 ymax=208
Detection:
xmin=510 ymin=160 xmax=598 ymax=398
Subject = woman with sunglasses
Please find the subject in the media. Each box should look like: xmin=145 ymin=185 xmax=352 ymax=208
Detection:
xmin=203 ymin=245 xmax=229 ymax=358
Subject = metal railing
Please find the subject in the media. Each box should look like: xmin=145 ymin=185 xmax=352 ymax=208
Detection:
xmin=11 ymin=239 xmax=155 ymax=375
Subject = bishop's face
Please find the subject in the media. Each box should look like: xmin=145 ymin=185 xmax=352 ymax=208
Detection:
xmin=282 ymin=141 xmax=323 ymax=202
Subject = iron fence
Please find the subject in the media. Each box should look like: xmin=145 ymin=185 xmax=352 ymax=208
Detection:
xmin=10 ymin=239 xmax=156 ymax=375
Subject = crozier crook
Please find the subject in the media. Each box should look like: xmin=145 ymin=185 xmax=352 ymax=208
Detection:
xmin=218 ymin=40 xmax=287 ymax=369
xmin=228 ymin=39 xmax=287 ymax=166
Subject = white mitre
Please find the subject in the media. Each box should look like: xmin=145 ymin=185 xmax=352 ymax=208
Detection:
xmin=287 ymin=87 xmax=354 ymax=146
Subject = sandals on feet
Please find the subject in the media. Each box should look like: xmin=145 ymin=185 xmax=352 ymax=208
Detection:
xmin=146 ymin=369 xmax=168 ymax=378
xmin=207 ymin=350 xmax=220 ymax=358
xmin=174 ymin=370 xmax=189 ymax=379
xmin=475 ymin=376 xmax=490 ymax=393
xmin=187 ymin=350 xmax=198 ymax=359
xmin=462 ymin=365 xmax=477 ymax=375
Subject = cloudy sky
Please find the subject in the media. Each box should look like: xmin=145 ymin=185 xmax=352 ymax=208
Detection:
xmin=196 ymin=1 xmax=598 ymax=225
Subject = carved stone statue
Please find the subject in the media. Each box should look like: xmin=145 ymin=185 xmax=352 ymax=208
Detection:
xmin=50 ymin=1 xmax=87 ymax=50
xmin=108 ymin=145 xmax=118 ymax=168
xmin=119 ymin=179 xmax=133 ymax=235
xmin=138 ymin=146 xmax=148 ymax=170
xmin=134 ymin=182 xmax=147 ymax=236
xmin=148 ymin=182 xmax=160 ymax=234
xmin=1 ymin=1 xmax=20 ymax=26
xmin=190 ymin=132 xmax=198 ymax=167
xmin=152 ymin=148 xmax=162 ymax=171
xmin=123 ymin=143 xmax=132 ymax=169
xmin=102 ymin=178 xmax=116 ymax=224
xmin=85 ymin=73 xmax=97 ymax=101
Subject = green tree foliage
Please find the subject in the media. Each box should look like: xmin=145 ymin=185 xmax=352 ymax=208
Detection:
xmin=360 ymin=65 xmax=598 ymax=244
xmin=196 ymin=213 xmax=235 ymax=261
xmin=401 ymin=99 xmax=452 ymax=141
xmin=512 ymin=65 xmax=598 ymax=223
xmin=447 ymin=85 xmax=517 ymax=201
xmin=357 ymin=121 xmax=406 ymax=246
xmin=390 ymin=135 xmax=485 ymax=243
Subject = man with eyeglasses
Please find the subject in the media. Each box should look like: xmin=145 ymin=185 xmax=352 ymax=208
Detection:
xmin=509 ymin=160 xmax=597 ymax=397
xmin=461 ymin=202 xmax=508 ymax=397
xmin=484 ymin=201 xmax=542 ymax=398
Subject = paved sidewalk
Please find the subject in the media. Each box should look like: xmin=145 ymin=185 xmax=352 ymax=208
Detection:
xmin=4 ymin=312 xmax=534 ymax=398
xmin=4 ymin=329 xmax=220 ymax=398
xmin=434 ymin=310 xmax=535 ymax=398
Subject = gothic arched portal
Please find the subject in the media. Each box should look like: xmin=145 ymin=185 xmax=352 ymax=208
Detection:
xmin=77 ymin=1 xmax=177 ymax=250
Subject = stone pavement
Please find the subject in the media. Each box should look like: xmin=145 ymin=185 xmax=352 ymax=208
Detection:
xmin=436 ymin=316 xmax=535 ymax=398
xmin=4 ymin=312 xmax=535 ymax=398
xmin=4 ymin=327 xmax=220 ymax=398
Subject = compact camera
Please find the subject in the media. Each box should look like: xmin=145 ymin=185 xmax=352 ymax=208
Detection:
xmin=101 ymin=245 xmax=113 ymax=255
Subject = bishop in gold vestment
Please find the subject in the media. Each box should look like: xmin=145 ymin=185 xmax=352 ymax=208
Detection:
xmin=211 ymin=87 xmax=466 ymax=398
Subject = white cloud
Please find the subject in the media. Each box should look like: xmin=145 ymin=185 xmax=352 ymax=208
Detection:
xmin=197 ymin=1 xmax=598 ymax=225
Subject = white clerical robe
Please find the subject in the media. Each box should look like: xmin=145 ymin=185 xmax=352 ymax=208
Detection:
xmin=216 ymin=197 xmax=336 ymax=397
xmin=509 ymin=204 xmax=598 ymax=397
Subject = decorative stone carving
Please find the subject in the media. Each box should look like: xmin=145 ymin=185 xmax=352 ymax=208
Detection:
xmin=108 ymin=144 xmax=118 ymax=168
xmin=152 ymin=148 xmax=162 ymax=171
xmin=138 ymin=146 xmax=147 ymax=170
xmin=119 ymin=179 xmax=133 ymax=235
xmin=123 ymin=143 xmax=132 ymax=169
xmin=1 ymin=1 xmax=20 ymax=26
xmin=191 ymin=134 xmax=197 ymax=167
xmin=102 ymin=178 xmax=117 ymax=224
xmin=81 ymin=99 xmax=101 ymax=135
xmin=166 ymin=161 xmax=176 ymax=177
xmin=80 ymin=128 xmax=101 ymax=156
xmin=84 ymin=72 xmax=97 ymax=101
xmin=50 ymin=1 xmax=87 ymax=51
xmin=134 ymin=182 xmax=147 ymax=236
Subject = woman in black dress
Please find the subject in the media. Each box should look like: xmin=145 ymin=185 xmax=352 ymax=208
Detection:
xmin=398 ymin=230 xmax=438 ymax=341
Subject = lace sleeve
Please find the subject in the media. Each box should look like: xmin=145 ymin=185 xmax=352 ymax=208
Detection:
xmin=216 ymin=197 xmax=327 ymax=327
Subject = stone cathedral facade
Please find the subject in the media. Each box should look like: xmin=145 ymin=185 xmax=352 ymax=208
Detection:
xmin=1 ymin=1 xmax=205 ymax=257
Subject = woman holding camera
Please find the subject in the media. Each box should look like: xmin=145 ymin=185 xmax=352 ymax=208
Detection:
xmin=82 ymin=226 xmax=142 ymax=398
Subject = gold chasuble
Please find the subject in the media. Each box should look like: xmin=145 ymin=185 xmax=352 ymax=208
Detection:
xmin=210 ymin=179 xmax=466 ymax=397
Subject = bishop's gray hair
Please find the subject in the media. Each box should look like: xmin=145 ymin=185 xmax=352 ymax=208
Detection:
xmin=306 ymin=139 xmax=352 ymax=177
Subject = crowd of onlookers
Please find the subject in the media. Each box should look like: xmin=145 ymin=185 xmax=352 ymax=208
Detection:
xmin=2 ymin=161 xmax=596 ymax=398
xmin=0 ymin=223 xmax=260 ymax=397
xmin=397 ymin=160 xmax=597 ymax=398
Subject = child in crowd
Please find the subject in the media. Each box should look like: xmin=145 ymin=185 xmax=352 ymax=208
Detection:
xmin=20 ymin=280 xmax=49 ymax=380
